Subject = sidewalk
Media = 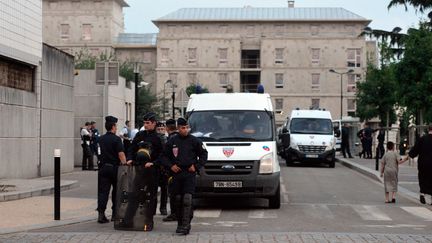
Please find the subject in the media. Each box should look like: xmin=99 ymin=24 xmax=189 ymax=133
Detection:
xmin=337 ymin=154 xmax=421 ymax=203
xmin=0 ymin=169 xmax=100 ymax=235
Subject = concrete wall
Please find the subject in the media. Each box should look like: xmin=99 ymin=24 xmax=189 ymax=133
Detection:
xmin=73 ymin=69 xmax=134 ymax=166
xmin=40 ymin=44 xmax=75 ymax=176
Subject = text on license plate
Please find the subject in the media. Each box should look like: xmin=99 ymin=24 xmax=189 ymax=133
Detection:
xmin=213 ymin=181 xmax=242 ymax=188
xmin=305 ymin=154 xmax=319 ymax=158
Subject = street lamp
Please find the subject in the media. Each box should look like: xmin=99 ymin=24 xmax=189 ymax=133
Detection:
xmin=163 ymin=80 xmax=172 ymax=120
xmin=329 ymin=69 xmax=354 ymax=121
xmin=134 ymin=63 xmax=140 ymax=128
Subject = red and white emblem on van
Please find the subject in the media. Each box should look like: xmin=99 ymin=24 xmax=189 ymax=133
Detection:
xmin=223 ymin=147 xmax=234 ymax=158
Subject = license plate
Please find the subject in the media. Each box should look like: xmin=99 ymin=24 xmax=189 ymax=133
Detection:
xmin=213 ymin=181 xmax=242 ymax=188
xmin=305 ymin=154 xmax=319 ymax=158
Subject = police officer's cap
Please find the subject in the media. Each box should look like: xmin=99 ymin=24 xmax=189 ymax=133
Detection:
xmin=105 ymin=116 xmax=118 ymax=123
xmin=165 ymin=118 xmax=176 ymax=126
xmin=177 ymin=117 xmax=188 ymax=126
xmin=143 ymin=112 xmax=157 ymax=121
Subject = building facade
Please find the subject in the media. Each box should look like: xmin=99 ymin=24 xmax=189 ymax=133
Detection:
xmin=153 ymin=7 xmax=375 ymax=125
xmin=1 ymin=0 xmax=75 ymax=179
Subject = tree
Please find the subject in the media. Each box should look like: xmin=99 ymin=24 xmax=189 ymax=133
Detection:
xmin=136 ymin=85 xmax=158 ymax=122
xmin=394 ymin=24 xmax=432 ymax=124
xmin=388 ymin=0 xmax=432 ymax=24
xmin=356 ymin=63 xmax=398 ymax=125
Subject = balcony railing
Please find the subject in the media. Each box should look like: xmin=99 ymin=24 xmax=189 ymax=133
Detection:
xmin=241 ymin=59 xmax=260 ymax=69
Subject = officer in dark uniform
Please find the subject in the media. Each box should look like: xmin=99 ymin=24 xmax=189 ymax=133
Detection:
xmin=90 ymin=121 xmax=100 ymax=169
xmin=126 ymin=112 xmax=163 ymax=230
xmin=341 ymin=123 xmax=353 ymax=158
xmin=162 ymin=117 xmax=208 ymax=235
xmin=97 ymin=116 xmax=126 ymax=223
xmin=363 ymin=123 xmax=374 ymax=159
xmin=162 ymin=118 xmax=179 ymax=222
xmin=156 ymin=121 xmax=169 ymax=215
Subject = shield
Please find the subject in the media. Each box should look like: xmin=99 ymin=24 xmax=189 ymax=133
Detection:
xmin=172 ymin=147 xmax=178 ymax=157
xmin=223 ymin=147 xmax=234 ymax=158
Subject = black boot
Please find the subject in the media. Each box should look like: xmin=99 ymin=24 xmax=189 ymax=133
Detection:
xmin=98 ymin=211 xmax=109 ymax=224
xmin=175 ymin=195 xmax=183 ymax=233
xmin=177 ymin=193 xmax=193 ymax=235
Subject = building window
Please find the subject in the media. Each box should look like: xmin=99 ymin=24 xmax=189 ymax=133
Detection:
xmin=347 ymin=48 xmax=361 ymax=67
xmin=246 ymin=25 xmax=255 ymax=37
xmin=311 ymin=48 xmax=320 ymax=64
xmin=169 ymin=73 xmax=178 ymax=83
xmin=161 ymin=48 xmax=169 ymax=64
xmin=188 ymin=73 xmax=197 ymax=84
xmin=218 ymin=48 xmax=228 ymax=64
xmin=218 ymin=73 xmax=229 ymax=88
xmin=347 ymin=74 xmax=361 ymax=92
xmin=345 ymin=24 xmax=355 ymax=36
xmin=311 ymin=25 xmax=319 ymax=36
xmin=60 ymin=24 xmax=70 ymax=39
xmin=188 ymin=48 xmax=197 ymax=65
xmin=0 ymin=57 xmax=35 ymax=92
xmin=275 ymin=73 xmax=284 ymax=88
xmin=275 ymin=48 xmax=284 ymax=64
xmin=275 ymin=24 xmax=284 ymax=37
xmin=275 ymin=98 xmax=283 ymax=111
xmin=311 ymin=73 xmax=320 ymax=90
xmin=143 ymin=51 xmax=151 ymax=64
xmin=82 ymin=24 xmax=92 ymax=40
xmin=311 ymin=99 xmax=320 ymax=109
xmin=347 ymin=99 xmax=356 ymax=111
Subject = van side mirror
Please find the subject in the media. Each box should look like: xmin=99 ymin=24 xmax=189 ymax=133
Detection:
xmin=281 ymin=133 xmax=290 ymax=148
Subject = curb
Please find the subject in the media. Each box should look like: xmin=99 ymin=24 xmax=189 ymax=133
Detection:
xmin=336 ymin=158 xmax=382 ymax=183
xmin=0 ymin=215 xmax=96 ymax=235
xmin=0 ymin=180 xmax=79 ymax=202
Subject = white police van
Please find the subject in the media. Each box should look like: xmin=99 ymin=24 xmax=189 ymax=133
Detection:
xmin=282 ymin=109 xmax=336 ymax=168
xmin=186 ymin=93 xmax=281 ymax=209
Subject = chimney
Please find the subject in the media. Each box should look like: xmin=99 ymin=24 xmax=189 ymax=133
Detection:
xmin=288 ymin=0 xmax=295 ymax=8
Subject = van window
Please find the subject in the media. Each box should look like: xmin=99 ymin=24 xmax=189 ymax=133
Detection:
xmin=189 ymin=111 xmax=273 ymax=141
xmin=290 ymin=118 xmax=333 ymax=135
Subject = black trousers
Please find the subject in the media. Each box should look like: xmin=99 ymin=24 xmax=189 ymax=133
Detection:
xmin=341 ymin=141 xmax=352 ymax=158
xmin=172 ymin=171 xmax=196 ymax=195
xmin=159 ymin=171 xmax=169 ymax=211
xmin=81 ymin=143 xmax=94 ymax=169
xmin=97 ymin=164 xmax=117 ymax=214
xmin=364 ymin=138 xmax=373 ymax=158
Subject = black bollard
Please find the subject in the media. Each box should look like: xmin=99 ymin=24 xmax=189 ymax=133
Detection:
xmin=375 ymin=147 xmax=379 ymax=171
xmin=54 ymin=149 xmax=61 ymax=220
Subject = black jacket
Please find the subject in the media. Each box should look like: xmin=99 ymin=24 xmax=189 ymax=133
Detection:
xmin=162 ymin=134 xmax=208 ymax=170
xmin=127 ymin=129 xmax=163 ymax=164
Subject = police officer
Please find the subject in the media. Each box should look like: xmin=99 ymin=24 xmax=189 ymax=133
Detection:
xmin=80 ymin=122 xmax=93 ymax=170
xmin=156 ymin=121 xmax=169 ymax=215
xmin=90 ymin=121 xmax=100 ymax=169
xmin=162 ymin=117 xmax=208 ymax=235
xmin=97 ymin=116 xmax=127 ymax=223
xmin=162 ymin=118 xmax=179 ymax=222
xmin=341 ymin=123 xmax=353 ymax=158
xmin=126 ymin=112 xmax=163 ymax=230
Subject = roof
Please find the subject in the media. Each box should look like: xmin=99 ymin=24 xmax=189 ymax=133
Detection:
xmin=154 ymin=8 xmax=369 ymax=23
xmin=113 ymin=33 xmax=157 ymax=46
xmin=187 ymin=93 xmax=273 ymax=111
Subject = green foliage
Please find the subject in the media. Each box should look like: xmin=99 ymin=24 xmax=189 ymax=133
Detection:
xmin=136 ymin=86 xmax=158 ymax=122
xmin=394 ymin=24 xmax=432 ymax=123
xmin=356 ymin=63 xmax=398 ymax=125
xmin=186 ymin=84 xmax=209 ymax=96
xmin=74 ymin=48 xmax=115 ymax=69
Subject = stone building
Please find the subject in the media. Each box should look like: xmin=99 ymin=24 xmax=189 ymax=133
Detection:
xmin=1 ymin=0 xmax=75 ymax=179
xmin=153 ymin=6 xmax=375 ymax=125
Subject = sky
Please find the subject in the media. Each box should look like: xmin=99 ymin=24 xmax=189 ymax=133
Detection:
xmin=123 ymin=0 xmax=427 ymax=34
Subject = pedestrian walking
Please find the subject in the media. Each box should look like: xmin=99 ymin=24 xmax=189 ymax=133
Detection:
xmin=400 ymin=125 xmax=432 ymax=205
xmin=90 ymin=121 xmax=100 ymax=169
xmin=80 ymin=122 xmax=94 ymax=170
xmin=97 ymin=116 xmax=127 ymax=223
xmin=123 ymin=112 xmax=164 ymax=231
xmin=162 ymin=117 xmax=208 ymax=235
xmin=120 ymin=120 xmax=132 ymax=154
xmin=380 ymin=142 xmax=402 ymax=203
xmin=341 ymin=123 xmax=353 ymax=158
xmin=162 ymin=119 xmax=179 ymax=222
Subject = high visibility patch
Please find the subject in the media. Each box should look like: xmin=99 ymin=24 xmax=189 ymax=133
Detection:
xmin=223 ymin=147 xmax=234 ymax=158
xmin=173 ymin=147 xmax=178 ymax=157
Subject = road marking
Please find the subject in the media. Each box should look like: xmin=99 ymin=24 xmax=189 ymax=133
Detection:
xmin=401 ymin=207 xmax=432 ymax=221
xmin=248 ymin=210 xmax=278 ymax=219
xmin=352 ymin=205 xmax=392 ymax=221
xmin=194 ymin=209 xmax=221 ymax=218
xmin=304 ymin=204 xmax=335 ymax=219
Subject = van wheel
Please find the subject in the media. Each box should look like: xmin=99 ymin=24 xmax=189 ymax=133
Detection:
xmin=268 ymin=184 xmax=281 ymax=209
xmin=329 ymin=160 xmax=335 ymax=168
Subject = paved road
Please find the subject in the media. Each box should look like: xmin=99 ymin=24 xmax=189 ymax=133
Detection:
xmin=2 ymin=161 xmax=432 ymax=241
